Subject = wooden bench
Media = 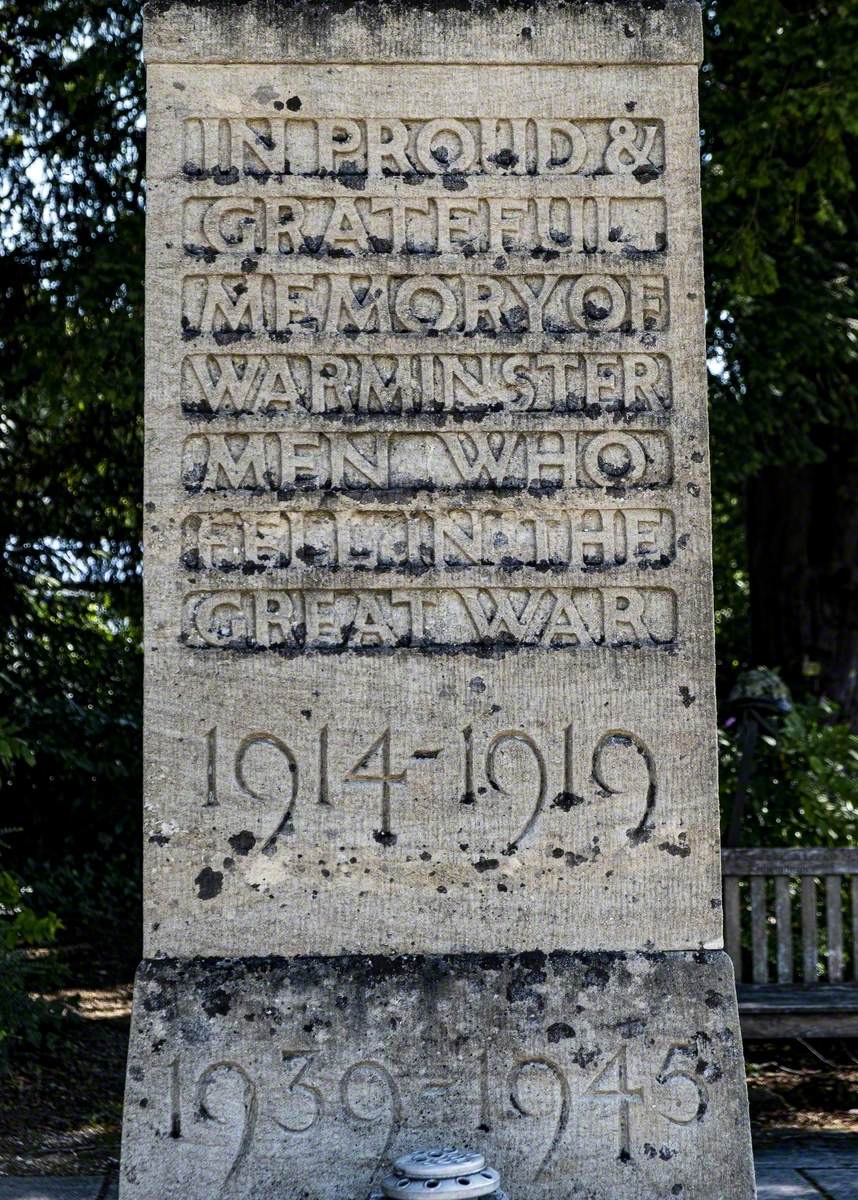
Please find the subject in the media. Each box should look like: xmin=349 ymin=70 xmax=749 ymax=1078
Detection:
xmin=722 ymin=848 xmax=858 ymax=1038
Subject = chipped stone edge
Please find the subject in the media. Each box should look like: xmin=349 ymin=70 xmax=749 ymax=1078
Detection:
xmin=142 ymin=0 xmax=703 ymax=67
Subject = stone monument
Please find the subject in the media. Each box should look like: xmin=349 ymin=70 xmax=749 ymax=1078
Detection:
xmin=124 ymin=2 xmax=756 ymax=1196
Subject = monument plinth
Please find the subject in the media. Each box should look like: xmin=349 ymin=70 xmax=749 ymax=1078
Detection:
xmin=125 ymin=3 xmax=756 ymax=1195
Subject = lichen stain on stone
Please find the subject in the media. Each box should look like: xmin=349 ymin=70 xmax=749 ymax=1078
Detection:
xmin=229 ymin=830 xmax=257 ymax=856
xmin=252 ymin=84 xmax=279 ymax=104
xmin=202 ymin=986 xmax=231 ymax=1017
xmin=194 ymin=866 xmax=224 ymax=899
xmin=658 ymin=838 xmax=690 ymax=858
xmin=551 ymin=790 xmax=585 ymax=811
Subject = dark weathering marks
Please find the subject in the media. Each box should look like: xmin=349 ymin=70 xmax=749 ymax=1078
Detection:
xmin=181 ymin=635 xmax=679 ymax=661
xmin=552 ymin=791 xmax=585 ymax=812
xmin=658 ymin=837 xmax=690 ymax=858
xmin=150 ymin=0 xmax=670 ymax=19
xmin=229 ymin=830 xmax=257 ymax=856
xmin=194 ymin=866 xmax=224 ymax=899
xmin=202 ymin=987 xmax=231 ymax=1017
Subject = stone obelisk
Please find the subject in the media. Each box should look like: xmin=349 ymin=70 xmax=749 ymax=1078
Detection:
xmin=122 ymin=3 xmax=756 ymax=1196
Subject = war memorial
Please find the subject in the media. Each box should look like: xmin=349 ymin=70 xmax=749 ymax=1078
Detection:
xmin=122 ymin=3 xmax=757 ymax=1195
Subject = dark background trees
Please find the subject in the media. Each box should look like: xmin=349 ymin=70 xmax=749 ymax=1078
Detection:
xmin=702 ymin=0 xmax=858 ymax=718
xmin=1 ymin=1 xmax=144 ymax=965
xmin=0 ymin=0 xmax=857 ymax=965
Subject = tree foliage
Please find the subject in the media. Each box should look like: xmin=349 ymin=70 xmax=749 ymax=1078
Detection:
xmin=0 ymin=858 xmax=64 ymax=1063
xmin=0 ymin=733 xmax=64 ymax=1062
xmin=703 ymin=0 xmax=858 ymax=474
xmin=701 ymin=0 xmax=858 ymax=688
xmin=720 ymin=696 xmax=858 ymax=846
xmin=0 ymin=1 xmax=144 ymax=950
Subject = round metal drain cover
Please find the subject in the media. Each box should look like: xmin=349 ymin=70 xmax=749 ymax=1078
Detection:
xmin=393 ymin=1150 xmax=486 ymax=1180
xmin=381 ymin=1167 xmax=500 ymax=1200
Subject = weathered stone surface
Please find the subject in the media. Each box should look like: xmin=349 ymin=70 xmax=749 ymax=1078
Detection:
xmin=121 ymin=951 xmax=755 ymax=1200
xmin=129 ymin=5 xmax=756 ymax=1197
xmin=142 ymin=0 xmax=703 ymax=67
xmin=142 ymin=0 xmax=720 ymax=957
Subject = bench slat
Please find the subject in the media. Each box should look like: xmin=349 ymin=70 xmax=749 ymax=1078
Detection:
xmin=722 ymin=847 xmax=858 ymax=876
xmin=750 ymin=876 xmax=768 ymax=984
xmin=737 ymin=983 xmax=858 ymax=1012
xmin=826 ymin=874 xmax=844 ymax=983
xmin=722 ymin=850 xmax=858 ymax=1034
xmin=801 ymin=876 xmax=819 ymax=984
xmin=774 ymin=875 xmax=793 ymax=983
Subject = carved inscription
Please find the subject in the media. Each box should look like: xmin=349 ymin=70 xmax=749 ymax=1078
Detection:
xmin=198 ymin=719 xmax=658 ymax=848
xmin=184 ymin=194 xmax=667 ymax=258
xmin=181 ymin=506 xmax=675 ymax=572
xmin=181 ymin=429 xmax=672 ymax=494
xmin=181 ymin=271 xmax=668 ymax=337
xmin=180 ymin=585 xmax=677 ymax=650
xmin=171 ymin=107 xmax=681 ymax=662
xmin=181 ymin=351 xmax=672 ymax=418
xmin=162 ymin=1036 xmax=711 ymax=1194
xmin=181 ymin=116 xmax=664 ymax=179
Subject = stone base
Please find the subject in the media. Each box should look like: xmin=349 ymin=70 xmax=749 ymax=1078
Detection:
xmin=120 ymin=952 xmax=755 ymax=1200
